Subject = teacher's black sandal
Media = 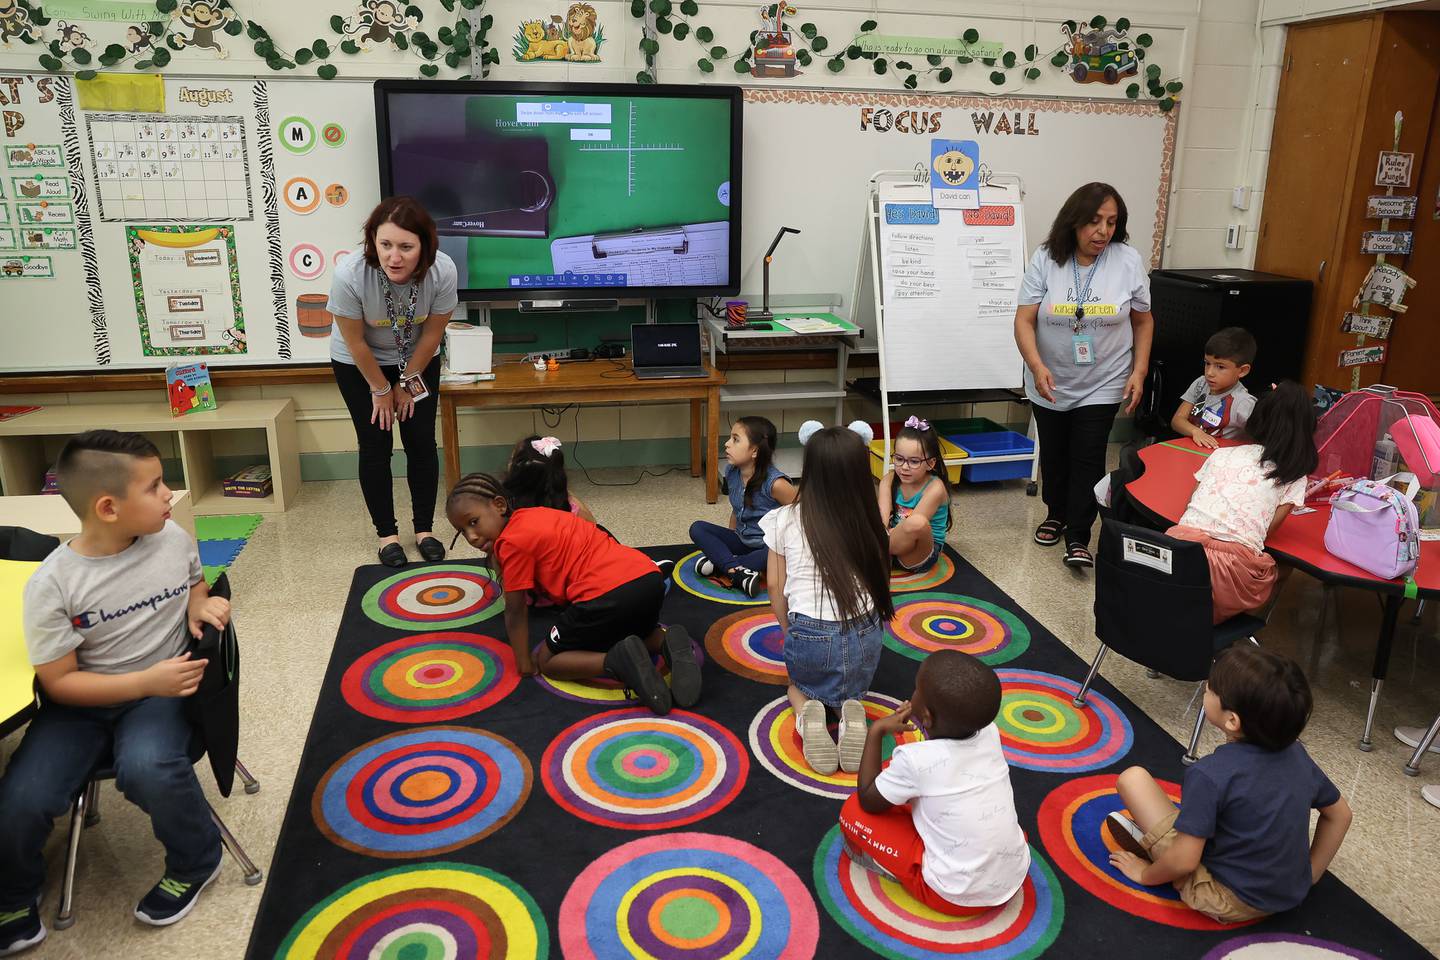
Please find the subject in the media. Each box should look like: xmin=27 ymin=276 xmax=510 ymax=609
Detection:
xmin=1063 ymin=543 xmax=1094 ymax=569
xmin=378 ymin=543 xmax=408 ymax=568
xmin=1034 ymin=520 xmax=1064 ymax=546
xmin=417 ymin=536 xmax=445 ymax=562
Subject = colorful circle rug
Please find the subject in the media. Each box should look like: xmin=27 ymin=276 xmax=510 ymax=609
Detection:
xmin=361 ymin=564 xmax=503 ymax=630
xmin=532 ymin=638 xmax=705 ymax=705
xmin=813 ymin=826 xmax=1064 ymax=959
xmin=889 ymin=553 xmax=956 ymax=592
xmin=1200 ymin=934 xmax=1381 ymax=959
xmin=312 ymin=726 xmax=531 ymax=858
xmin=993 ymin=669 xmax=1133 ymax=773
xmin=1037 ymin=774 xmax=1258 ymax=930
xmin=704 ymin=609 xmax=787 ymax=685
xmin=559 ymin=832 xmax=819 ymax=959
xmin=277 ymin=862 xmax=548 ymax=959
xmin=749 ymin=693 xmax=923 ymax=799
xmin=884 ymin=593 xmax=1030 ymax=665
xmin=542 ymin=708 xmax=747 ymax=830
xmin=673 ymin=550 xmax=769 ymax=605
xmin=341 ymin=632 xmax=517 ymax=723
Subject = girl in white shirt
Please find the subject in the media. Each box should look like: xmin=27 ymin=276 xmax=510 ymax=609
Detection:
xmin=761 ymin=423 xmax=895 ymax=776
xmin=1169 ymin=381 xmax=1318 ymax=621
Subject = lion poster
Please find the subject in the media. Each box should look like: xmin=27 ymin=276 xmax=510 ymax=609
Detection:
xmin=512 ymin=3 xmax=605 ymax=62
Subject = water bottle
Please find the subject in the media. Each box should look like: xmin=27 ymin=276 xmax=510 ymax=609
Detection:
xmin=1371 ymin=434 xmax=1400 ymax=480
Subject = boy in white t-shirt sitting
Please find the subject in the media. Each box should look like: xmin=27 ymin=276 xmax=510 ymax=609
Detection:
xmin=1170 ymin=327 xmax=1258 ymax=447
xmin=840 ymin=650 xmax=1030 ymax=911
xmin=0 ymin=431 xmax=229 ymax=956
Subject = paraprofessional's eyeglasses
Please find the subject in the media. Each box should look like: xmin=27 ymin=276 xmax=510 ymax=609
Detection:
xmin=891 ymin=454 xmax=932 ymax=469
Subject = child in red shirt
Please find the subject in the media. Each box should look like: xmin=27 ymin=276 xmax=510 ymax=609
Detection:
xmin=445 ymin=472 xmax=699 ymax=714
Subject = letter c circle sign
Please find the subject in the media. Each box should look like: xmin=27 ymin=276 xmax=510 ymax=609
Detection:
xmin=289 ymin=243 xmax=325 ymax=280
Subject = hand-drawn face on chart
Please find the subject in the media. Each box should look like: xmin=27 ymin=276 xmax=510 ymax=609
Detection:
xmin=932 ymin=148 xmax=974 ymax=187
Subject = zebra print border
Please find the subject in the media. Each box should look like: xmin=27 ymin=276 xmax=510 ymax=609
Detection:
xmin=55 ymin=77 xmax=110 ymax=365
xmin=82 ymin=112 xmax=255 ymax=223
xmin=253 ymin=81 xmax=291 ymax=360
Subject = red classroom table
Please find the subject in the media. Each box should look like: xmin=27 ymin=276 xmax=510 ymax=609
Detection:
xmin=1126 ymin=437 xmax=1440 ymax=751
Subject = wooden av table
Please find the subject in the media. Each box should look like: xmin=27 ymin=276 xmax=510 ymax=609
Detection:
xmin=440 ymin=360 xmax=726 ymax=503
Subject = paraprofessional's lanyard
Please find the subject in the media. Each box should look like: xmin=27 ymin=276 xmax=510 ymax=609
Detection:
xmin=382 ymin=277 xmax=419 ymax=364
xmin=1070 ymin=249 xmax=1103 ymax=333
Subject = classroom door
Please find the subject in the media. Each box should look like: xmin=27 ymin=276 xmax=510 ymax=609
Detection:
xmin=1254 ymin=18 xmax=1373 ymax=383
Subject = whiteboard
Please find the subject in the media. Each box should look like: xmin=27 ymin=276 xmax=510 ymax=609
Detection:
xmin=737 ymin=88 xmax=1176 ymax=341
xmin=0 ymin=73 xmax=380 ymax=373
xmin=875 ymin=179 xmax=1026 ymax=392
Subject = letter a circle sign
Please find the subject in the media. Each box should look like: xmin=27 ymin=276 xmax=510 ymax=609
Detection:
xmin=284 ymin=176 xmax=321 ymax=215
xmin=279 ymin=116 xmax=316 ymax=155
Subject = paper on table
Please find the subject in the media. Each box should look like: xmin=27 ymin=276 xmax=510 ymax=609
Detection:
xmin=774 ymin=316 xmax=846 ymax=334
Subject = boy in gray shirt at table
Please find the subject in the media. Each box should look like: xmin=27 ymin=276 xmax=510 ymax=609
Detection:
xmin=1171 ymin=327 xmax=1258 ymax=447
xmin=0 ymin=430 xmax=230 ymax=956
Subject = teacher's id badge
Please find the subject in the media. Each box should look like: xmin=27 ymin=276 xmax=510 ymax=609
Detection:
xmin=1072 ymin=335 xmax=1095 ymax=365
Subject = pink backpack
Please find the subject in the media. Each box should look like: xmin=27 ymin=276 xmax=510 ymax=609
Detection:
xmin=1325 ymin=475 xmax=1421 ymax=580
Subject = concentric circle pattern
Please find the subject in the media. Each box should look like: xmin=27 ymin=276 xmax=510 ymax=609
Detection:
xmin=341 ymin=632 xmax=517 ymax=722
xmin=1200 ymin=934 xmax=1381 ymax=959
xmin=884 ymin=593 xmax=1030 ymax=665
xmin=1037 ymin=774 xmax=1257 ymax=930
xmin=361 ymin=565 xmax=504 ymax=629
xmin=542 ymin=708 xmax=747 ymax=830
xmin=889 ymin=553 xmax=956 ymax=592
xmin=674 ymin=551 xmax=769 ymax=605
xmin=704 ymin=609 xmax=788 ymax=684
xmin=994 ymin=670 xmax=1133 ymax=772
xmin=749 ymin=693 xmax=923 ymax=798
xmin=533 ymin=640 xmax=705 ymax=705
xmin=559 ymin=832 xmax=818 ymax=959
xmin=277 ymin=862 xmax=548 ymax=959
xmin=813 ymin=826 xmax=1063 ymax=959
xmin=313 ymin=726 xmax=531 ymax=857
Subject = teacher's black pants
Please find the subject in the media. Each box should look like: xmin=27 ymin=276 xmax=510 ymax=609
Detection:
xmin=332 ymin=356 xmax=442 ymax=539
xmin=1032 ymin=401 xmax=1121 ymax=548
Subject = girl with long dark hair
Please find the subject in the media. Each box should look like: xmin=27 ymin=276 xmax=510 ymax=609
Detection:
xmin=1014 ymin=182 xmax=1155 ymax=570
xmin=1167 ymin=381 xmax=1318 ymax=621
xmin=761 ymin=424 xmax=895 ymax=776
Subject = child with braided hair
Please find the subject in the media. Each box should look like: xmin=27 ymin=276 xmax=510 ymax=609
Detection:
xmin=445 ymin=473 xmax=699 ymax=714
xmin=505 ymin=434 xmax=596 ymax=522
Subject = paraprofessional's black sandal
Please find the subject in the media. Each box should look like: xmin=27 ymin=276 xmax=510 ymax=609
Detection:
xmin=1034 ymin=519 xmax=1064 ymax=546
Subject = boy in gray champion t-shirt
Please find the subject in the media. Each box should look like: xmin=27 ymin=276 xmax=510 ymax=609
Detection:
xmin=0 ymin=431 xmax=232 ymax=951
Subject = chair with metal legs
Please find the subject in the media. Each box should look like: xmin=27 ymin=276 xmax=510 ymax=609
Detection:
xmin=1402 ymin=710 xmax=1440 ymax=779
xmin=54 ymin=754 xmax=263 ymax=930
xmin=1073 ymin=520 xmax=1266 ymax=764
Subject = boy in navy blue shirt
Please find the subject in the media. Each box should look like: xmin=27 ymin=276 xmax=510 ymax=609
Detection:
xmin=1105 ymin=643 xmax=1352 ymax=923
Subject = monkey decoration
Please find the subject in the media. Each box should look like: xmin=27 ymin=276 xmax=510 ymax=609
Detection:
xmin=169 ymin=2 xmax=233 ymax=60
xmin=0 ymin=0 xmax=36 ymax=46
xmin=342 ymin=0 xmax=415 ymax=51
xmin=55 ymin=20 xmax=93 ymax=54
xmin=125 ymin=23 xmax=155 ymax=55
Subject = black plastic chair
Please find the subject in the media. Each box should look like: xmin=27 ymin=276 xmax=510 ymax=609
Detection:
xmin=54 ymin=574 xmax=262 ymax=930
xmin=1073 ymin=519 xmax=1266 ymax=764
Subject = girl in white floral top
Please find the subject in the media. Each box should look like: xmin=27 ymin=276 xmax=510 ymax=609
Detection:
xmin=1169 ymin=382 xmax=1318 ymax=622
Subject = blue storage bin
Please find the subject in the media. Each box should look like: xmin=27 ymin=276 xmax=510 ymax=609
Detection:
xmin=951 ymin=430 xmax=1036 ymax=483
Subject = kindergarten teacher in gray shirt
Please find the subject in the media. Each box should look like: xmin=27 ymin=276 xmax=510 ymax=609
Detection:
xmin=330 ymin=196 xmax=458 ymax=568
xmin=1013 ymin=182 xmax=1154 ymax=570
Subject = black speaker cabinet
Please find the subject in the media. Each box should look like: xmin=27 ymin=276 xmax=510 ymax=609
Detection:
xmin=1141 ymin=268 xmax=1312 ymax=436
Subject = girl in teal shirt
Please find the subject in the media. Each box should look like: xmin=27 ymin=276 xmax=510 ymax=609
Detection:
xmin=877 ymin=417 xmax=952 ymax=573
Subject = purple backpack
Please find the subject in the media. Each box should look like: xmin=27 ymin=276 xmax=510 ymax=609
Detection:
xmin=1325 ymin=475 xmax=1420 ymax=580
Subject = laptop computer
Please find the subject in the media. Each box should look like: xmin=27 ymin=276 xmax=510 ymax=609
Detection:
xmin=631 ymin=323 xmax=706 ymax=379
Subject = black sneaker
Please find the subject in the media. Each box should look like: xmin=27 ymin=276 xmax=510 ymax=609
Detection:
xmin=134 ymin=861 xmax=221 ymax=926
xmin=695 ymin=557 xmax=717 ymax=578
xmin=1104 ymin=812 xmax=1150 ymax=860
xmin=660 ymin=625 xmax=702 ymax=709
xmin=0 ymin=904 xmax=44 ymax=956
xmin=736 ymin=567 xmax=763 ymax=598
xmin=655 ymin=558 xmax=676 ymax=583
xmin=604 ymin=635 xmax=672 ymax=715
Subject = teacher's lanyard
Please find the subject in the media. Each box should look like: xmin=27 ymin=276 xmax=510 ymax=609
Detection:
xmin=1070 ymin=249 xmax=1103 ymax=334
xmin=381 ymin=277 xmax=419 ymax=366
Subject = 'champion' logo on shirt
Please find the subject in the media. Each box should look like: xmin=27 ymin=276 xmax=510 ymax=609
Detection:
xmin=69 ymin=577 xmax=191 ymax=630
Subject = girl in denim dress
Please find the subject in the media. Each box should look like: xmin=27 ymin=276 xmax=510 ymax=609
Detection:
xmin=761 ymin=423 xmax=895 ymax=776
